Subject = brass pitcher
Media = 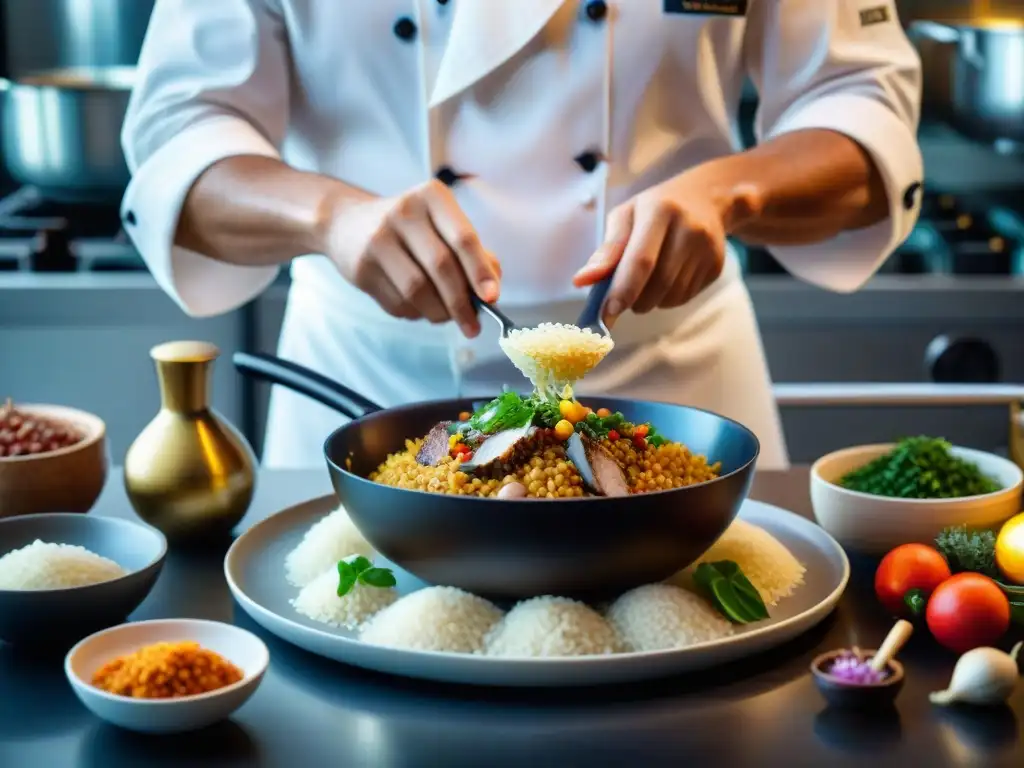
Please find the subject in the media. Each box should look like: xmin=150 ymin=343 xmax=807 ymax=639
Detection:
xmin=125 ymin=341 xmax=256 ymax=541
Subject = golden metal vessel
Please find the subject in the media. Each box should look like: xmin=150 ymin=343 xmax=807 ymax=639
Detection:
xmin=124 ymin=341 xmax=255 ymax=541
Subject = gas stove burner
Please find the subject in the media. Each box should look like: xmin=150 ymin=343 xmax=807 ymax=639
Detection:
xmin=0 ymin=185 xmax=144 ymax=272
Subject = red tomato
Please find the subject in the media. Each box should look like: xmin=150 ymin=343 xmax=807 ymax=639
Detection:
xmin=607 ymin=430 xmax=619 ymax=441
xmin=874 ymin=544 xmax=951 ymax=616
xmin=926 ymin=573 xmax=1010 ymax=654
xmin=632 ymin=434 xmax=647 ymax=449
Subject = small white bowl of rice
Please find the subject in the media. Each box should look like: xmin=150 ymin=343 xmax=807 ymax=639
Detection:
xmin=0 ymin=512 xmax=166 ymax=646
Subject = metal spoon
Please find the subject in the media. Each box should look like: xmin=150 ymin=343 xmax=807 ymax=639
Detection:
xmin=574 ymin=274 xmax=614 ymax=337
xmin=473 ymin=274 xmax=614 ymax=339
xmin=471 ymin=294 xmax=518 ymax=337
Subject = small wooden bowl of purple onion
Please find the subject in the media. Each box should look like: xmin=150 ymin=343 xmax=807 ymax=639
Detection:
xmin=811 ymin=648 xmax=905 ymax=709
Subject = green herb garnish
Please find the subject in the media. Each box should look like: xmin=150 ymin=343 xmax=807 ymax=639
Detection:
xmin=464 ymin=389 xmax=669 ymax=448
xmin=935 ymin=525 xmax=999 ymax=578
xmin=644 ymin=423 xmax=668 ymax=447
xmin=529 ymin=394 xmax=562 ymax=429
xmin=693 ymin=560 xmax=770 ymax=624
xmin=838 ymin=436 xmax=1001 ymax=499
xmin=336 ymin=556 xmax=397 ymax=597
xmin=469 ymin=390 xmax=536 ymax=434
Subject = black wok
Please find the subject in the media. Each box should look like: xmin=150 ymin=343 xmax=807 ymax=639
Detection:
xmin=234 ymin=353 xmax=759 ymax=600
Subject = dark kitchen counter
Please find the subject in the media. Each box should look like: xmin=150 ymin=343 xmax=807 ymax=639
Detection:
xmin=1 ymin=469 xmax=1021 ymax=768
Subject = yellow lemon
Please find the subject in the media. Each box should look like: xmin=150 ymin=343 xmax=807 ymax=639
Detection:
xmin=995 ymin=512 xmax=1024 ymax=584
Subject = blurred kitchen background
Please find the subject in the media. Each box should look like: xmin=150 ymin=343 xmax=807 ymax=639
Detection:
xmin=2 ymin=0 xmax=1024 ymax=465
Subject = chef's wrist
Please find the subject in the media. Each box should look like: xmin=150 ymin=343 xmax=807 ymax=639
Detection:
xmin=681 ymin=155 xmax=767 ymax=235
xmin=308 ymin=180 xmax=376 ymax=254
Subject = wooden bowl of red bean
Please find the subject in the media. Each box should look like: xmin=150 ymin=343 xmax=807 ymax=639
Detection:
xmin=0 ymin=399 xmax=108 ymax=519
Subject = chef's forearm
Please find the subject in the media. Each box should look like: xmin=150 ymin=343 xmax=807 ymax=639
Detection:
xmin=695 ymin=129 xmax=890 ymax=247
xmin=174 ymin=155 xmax=372 ymax=266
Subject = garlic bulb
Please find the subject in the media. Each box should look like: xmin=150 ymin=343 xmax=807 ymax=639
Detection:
xmin=929 ymin=642 xmax=1022 ymax=706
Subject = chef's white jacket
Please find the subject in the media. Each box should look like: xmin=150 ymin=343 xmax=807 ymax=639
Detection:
xmin=122 ymin=0 xmax=923 ymax=469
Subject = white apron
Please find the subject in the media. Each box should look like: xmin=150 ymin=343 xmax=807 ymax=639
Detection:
xmin=120 ymin=0 xmax=924 ymax=472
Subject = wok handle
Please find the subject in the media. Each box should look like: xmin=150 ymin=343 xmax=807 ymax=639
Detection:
xmin=232 ymin=352 xmax=383 ymax=418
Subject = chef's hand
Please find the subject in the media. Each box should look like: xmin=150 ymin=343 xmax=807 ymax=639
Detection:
xmin=572 ymin=171 xmax=760 ymax=325
xmin=324 ymin=180 xmax=501 ymax=337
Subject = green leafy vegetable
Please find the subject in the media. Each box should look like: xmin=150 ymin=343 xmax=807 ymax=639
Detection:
xmin=693 ymin=560 xmax=770 ymax=624
xmin=465 ymin=389 xmax=672 ymax=450
xmin=359 ymin=567 xmax=398 ymax=588
xmin=348 ymin=555 xmax=372 ymax=573
xmin=336 ymin=560 xmax=358 ymax=597
xmin=469 ymin=390 xmax=536 ymax=434
xmin=529 ymin=395 xmax=562 ymax=429
xmin=935 ymin=525 xmax=999 ymax=578
xmin=337 ymin=556 xmax=396 ymax=597
xmin=838 ymin=436 xmax=1001 ymax=499
xmin=644 ymin=423 xmax=668 ymax=447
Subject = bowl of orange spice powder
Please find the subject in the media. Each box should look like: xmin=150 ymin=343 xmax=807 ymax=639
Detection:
xmin=64 ymin=618 xmax=269 ymax=734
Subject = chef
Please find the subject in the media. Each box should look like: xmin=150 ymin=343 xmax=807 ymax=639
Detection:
xmin=121 ymin=0 xmax=923 ymax=470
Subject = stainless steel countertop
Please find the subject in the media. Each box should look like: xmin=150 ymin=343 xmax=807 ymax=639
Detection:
xmin=0 ymin=468 xmax=1021 ymax=768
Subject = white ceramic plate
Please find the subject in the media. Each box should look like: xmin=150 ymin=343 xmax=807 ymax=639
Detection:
xmin=224 ymin=496 xmax=849 ymax=687
xmin=65 ymin=618 xmax=269 ymax=733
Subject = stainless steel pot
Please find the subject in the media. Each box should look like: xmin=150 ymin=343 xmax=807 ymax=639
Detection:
xmin=0 ymin=66 xmax=135 ymax=202
xmin=910 ymin=20 xmax=1024 ymax=149
xmin=3 ymin=0 xmax=155 ymax=70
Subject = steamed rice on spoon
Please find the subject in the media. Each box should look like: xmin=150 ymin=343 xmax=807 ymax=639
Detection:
xmin=499 ymin=322 xmax=614 ymax=395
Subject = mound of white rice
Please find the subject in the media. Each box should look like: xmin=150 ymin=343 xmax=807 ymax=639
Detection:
xmin=485 ymin=596 xmax=621 ymax=658
xmin=284 ymin=505 xmax=374 ymax=588
xmin=290 ymin=560 xmax=397 ymax=630
xmin=674 ymin=519 xmax=806 ymax=605
xmin=0 ymin=540 xmax=126 ymax=590
xmin=607 ymin=584 xmax=733 ymax=651
xmin=360 ymin=586 xmax=504 ymax=653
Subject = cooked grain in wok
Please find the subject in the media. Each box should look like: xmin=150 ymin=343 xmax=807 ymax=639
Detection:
xmin=369 ymin=391 xmax=721 ymax=498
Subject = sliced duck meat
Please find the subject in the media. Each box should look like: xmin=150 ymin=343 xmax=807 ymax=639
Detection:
xmin=565 ymin=433 xmax=630 ymax=497
xmin=416 ymin=421 xmax=454 ymax=466
xmin=460 ymin=424 xmax=534 ymax=475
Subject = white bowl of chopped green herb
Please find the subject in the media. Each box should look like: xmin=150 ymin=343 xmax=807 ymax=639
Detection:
xmin=811 ymin=438 xmax=1023 ymax=554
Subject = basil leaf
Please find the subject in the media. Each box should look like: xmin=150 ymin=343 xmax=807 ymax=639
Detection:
xmin=1010 ymin=601 xmax=1024 ymax=627
xmin=708 ymin=578 xmax=757 ymax=623
xmin=348 ymin=555 xmax=373 ymax=576
xmin=709 ymin=560 xmax=740 ymax=579
xmin=336 ymin=560 xmax=358 ymax=597
xmin=359 ymin=567 xmax=397 ymax=588
xmin=731 ymin=574 xmax=770 ymax=621
xmin=693 ymin=560 xmax=770 ymax=624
